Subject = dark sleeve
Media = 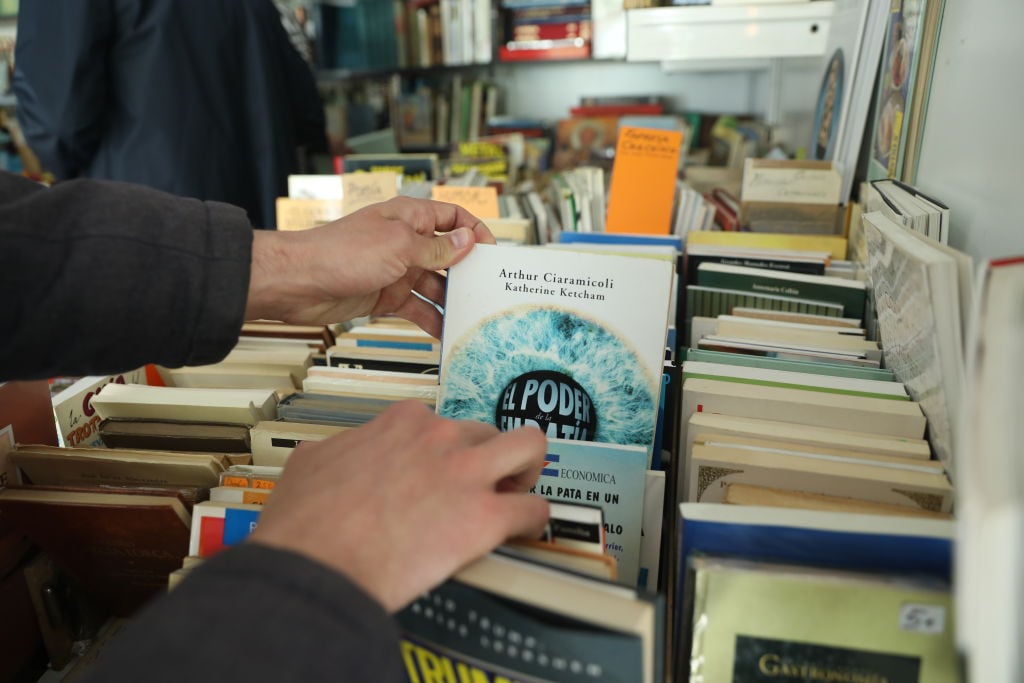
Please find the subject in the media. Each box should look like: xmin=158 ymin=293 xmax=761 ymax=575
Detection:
xmin=12 ymin=1 xmax=113 ymax=178
xmin=0 ymin=172 xmax=253 ymax=381
xmin=78 ymin=544 xmax=405 ymax=683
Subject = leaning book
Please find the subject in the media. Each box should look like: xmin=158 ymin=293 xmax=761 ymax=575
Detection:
xmin=398 ymin=548 xmax=664 ymax=683
xmin=437 ymin=244 xmax=674 ymax=458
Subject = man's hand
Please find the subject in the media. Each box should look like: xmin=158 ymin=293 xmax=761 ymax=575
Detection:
xmin=246 ymin=197 xmax=495 ymax=338
xmin=248 ymin=401 xmax=550 ymax=612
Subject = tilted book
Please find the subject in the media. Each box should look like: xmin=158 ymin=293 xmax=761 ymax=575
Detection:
xmin=437 ymin=244 xmax=674 ymax=455
xmin=398 ymin=549 xmax=663 ymax=683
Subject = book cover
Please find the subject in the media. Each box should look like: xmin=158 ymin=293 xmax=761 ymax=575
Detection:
xmin=604 ymin=126 xmax=685 ymax=235
xmin=866 ymin=0 xmax=931 ymax=181
xmin=50 ymin=369 xmax=147 ymax=448
xmin=672 ymin=502 xmax=955 ymax=675
xmin=0 ymin=487 xmax=191 ymax=616
xmin=398 ymin=549 xmax=663 ymax=683
xmin=862 ymin=211 xmax=963 ymax=476
xmin=688 ymin=558 xmax=958 ymax=683
xmin=687 ymin=441 xmax=953 ymax=513
xmin=695 ymin=262 xmax=867 ymax=322
xmin=437 ymin=244 xmax=674 ymax=455
xmin=531 ymin=438 xmax=648 ymax=585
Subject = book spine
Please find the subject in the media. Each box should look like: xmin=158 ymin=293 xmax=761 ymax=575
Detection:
xmin=497 ymin=43 xmax=590 ymax=62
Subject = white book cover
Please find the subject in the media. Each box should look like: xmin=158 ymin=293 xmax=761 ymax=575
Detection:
xmin=437 ymin=244 xmax=674 ymax=454
xmin=51 ymin=369 xmax=147 ymax=448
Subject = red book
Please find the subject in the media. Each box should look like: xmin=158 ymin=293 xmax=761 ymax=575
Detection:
xmin=512 ymin=20 xmax=592 ymax=42
xmin=498 ymin=43 xmax=590 ymax=62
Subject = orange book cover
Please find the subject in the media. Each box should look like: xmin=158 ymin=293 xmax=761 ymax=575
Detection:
xmin=604 ymin=126 xmax=685 ymax=235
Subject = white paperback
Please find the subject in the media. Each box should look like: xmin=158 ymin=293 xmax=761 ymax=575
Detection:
xmin=437 ymin=244 xmax=674 ymax=458
xmin=862 ymin=211 xmax=964 ymax=476
xmin=51 ymin=369 xmax=147 ymax=447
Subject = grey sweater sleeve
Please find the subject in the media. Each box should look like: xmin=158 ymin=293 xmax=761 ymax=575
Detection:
xmin=0 ymin=172 xmax=253 ymax=380
xmin=78 ymin=543 xmax=404 ymax=682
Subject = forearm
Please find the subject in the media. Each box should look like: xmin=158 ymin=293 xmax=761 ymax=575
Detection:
xmin=0 ymin=174 xmax=253 ymax=380
xmin=77 ymin=544 xmax=404 ymax=683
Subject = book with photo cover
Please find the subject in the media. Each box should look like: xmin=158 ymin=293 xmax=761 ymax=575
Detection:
xmin=437 ymin=244 xmax=674 ymax=457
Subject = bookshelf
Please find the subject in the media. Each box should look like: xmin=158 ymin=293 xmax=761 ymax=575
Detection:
xmin=316 ymin=1 xmax=833 ymax=155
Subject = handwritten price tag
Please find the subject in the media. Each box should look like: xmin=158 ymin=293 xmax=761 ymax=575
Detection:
xmin=341 ymin=172 xmax=400 ymax=216
xmin=431 ymin=185 xmax=500 ymax=218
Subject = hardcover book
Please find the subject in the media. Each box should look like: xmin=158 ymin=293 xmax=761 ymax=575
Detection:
xmin=437 ymin=244 xmax=674 ymax=456
xmin=0 ymin=487 xmax=191 ymax=616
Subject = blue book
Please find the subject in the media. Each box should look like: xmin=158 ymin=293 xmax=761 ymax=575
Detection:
xmin=533 ymin=438 xmax=649 ymax=586
xmin=559 ymin=231 xmax=684 ymax=251
xmin=673 ymin=503 xmax=954 ymax=652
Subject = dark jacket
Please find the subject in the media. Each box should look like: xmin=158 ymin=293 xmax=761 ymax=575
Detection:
xmin=13 ymin=0 xmax=327 ymax=228
xmin=0 ymin=171 xmax=404 ymax=681
xmin=0 ymin=172 xmax=252 ymax=379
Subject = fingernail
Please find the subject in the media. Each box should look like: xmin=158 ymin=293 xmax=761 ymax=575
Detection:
xmin=450 ymin=227 xmax=470 ymax=249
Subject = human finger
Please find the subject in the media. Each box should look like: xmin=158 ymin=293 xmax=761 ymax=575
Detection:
xmin=490 ymin=494 xmax=551 ymax=542
xmin=478 ymin=427 xmax=548 ymax=488
xmin=412 ymin=269 xmax=447 ymax=308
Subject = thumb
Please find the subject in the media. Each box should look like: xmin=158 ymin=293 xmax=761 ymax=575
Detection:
xmin=420 ymin=227 xmax=476 ymax=271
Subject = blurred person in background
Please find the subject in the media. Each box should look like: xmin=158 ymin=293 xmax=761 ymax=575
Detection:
xmin=13 ymin=0 xmax=327 ymax=228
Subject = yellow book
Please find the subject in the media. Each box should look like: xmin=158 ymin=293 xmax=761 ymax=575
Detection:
xmin=686 ymin=230 xmax=848 ymax=260
xmin=690 ymin=558 xmax=958 ymax=683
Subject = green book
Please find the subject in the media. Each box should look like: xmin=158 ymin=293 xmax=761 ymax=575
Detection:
xmin=685 ymin=285 xmax=843 ymax=347
xmin=689 ymin=558 xmax=959 ymax=683
xmin=682 ymin=348 xmax=896 ymax=382
xmin=680 ymin=360 xmax=908 ymax=401
xmin=695 ymin=262 xmax=867 ymax=322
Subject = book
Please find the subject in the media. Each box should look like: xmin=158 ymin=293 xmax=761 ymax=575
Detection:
xmin=248 ymin=420 xmax=348 ymax=467
xmin=685 ymin=411 xmax=933 ymax=464
xmin=504 ymin=538 xmax=617 ymax=580
xmin=339 ymin=152 xmax=440 ymax=183
xmin=809 ymin=0 xmax=888 ymax=201
xmin=866 ymin=0 xmax=940 ymax=182
xmin=687 ymin=558 xmax=958 ymax=683
xmin=687 ymin=441 xmax=954 ymax=513
xmin=695 ymin=262 xmax=867 ymax=322
xmin=187 ymin=500 xmax=263 ymax=558
xmin=680 ymin=378 xmax=927 ymax=451
xmin=10 ymin=445 xmax=227 ymax=489
xmin=604 ymin=126 xmax=686 ymax=235
xmin=862 ymin=211 xmax=964 ymax=476
xmin=208 ymin=484 xmax=271 ymax=505
xmin=955 ymin=256 xmax=1024 ymax=683
xmin=682 ymin=347 xmax=895 ymax=382
xmin=96 ymin=419 xmax=252 ymax=454
xmin=685 ymin=230 xmax=848 ymax=261
xmin=722 ymin=482 xmax=953 ymax=519
xmin=50 ymin=369 xmax=147 ymax=448
xmin=531 ymin=438 xmax=649 ymax=585
xmin=0 ymin=487 xmax=191 ymax=615
xmin=680 ymin=359 xmax=906 ymax=400
xmin=89 ymin=384 xmax=279 ymax=427
xmin=398 ymin=549 xmax=663 ymax=683
xmin=437 ymin=244 xmax=674 ymax=456
xmin=671 ymin=501 xmax=955 ymax=675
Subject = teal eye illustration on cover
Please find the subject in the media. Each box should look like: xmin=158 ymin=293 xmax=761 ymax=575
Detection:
xmin=437 ymin=306 xmax=657 ymax=447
